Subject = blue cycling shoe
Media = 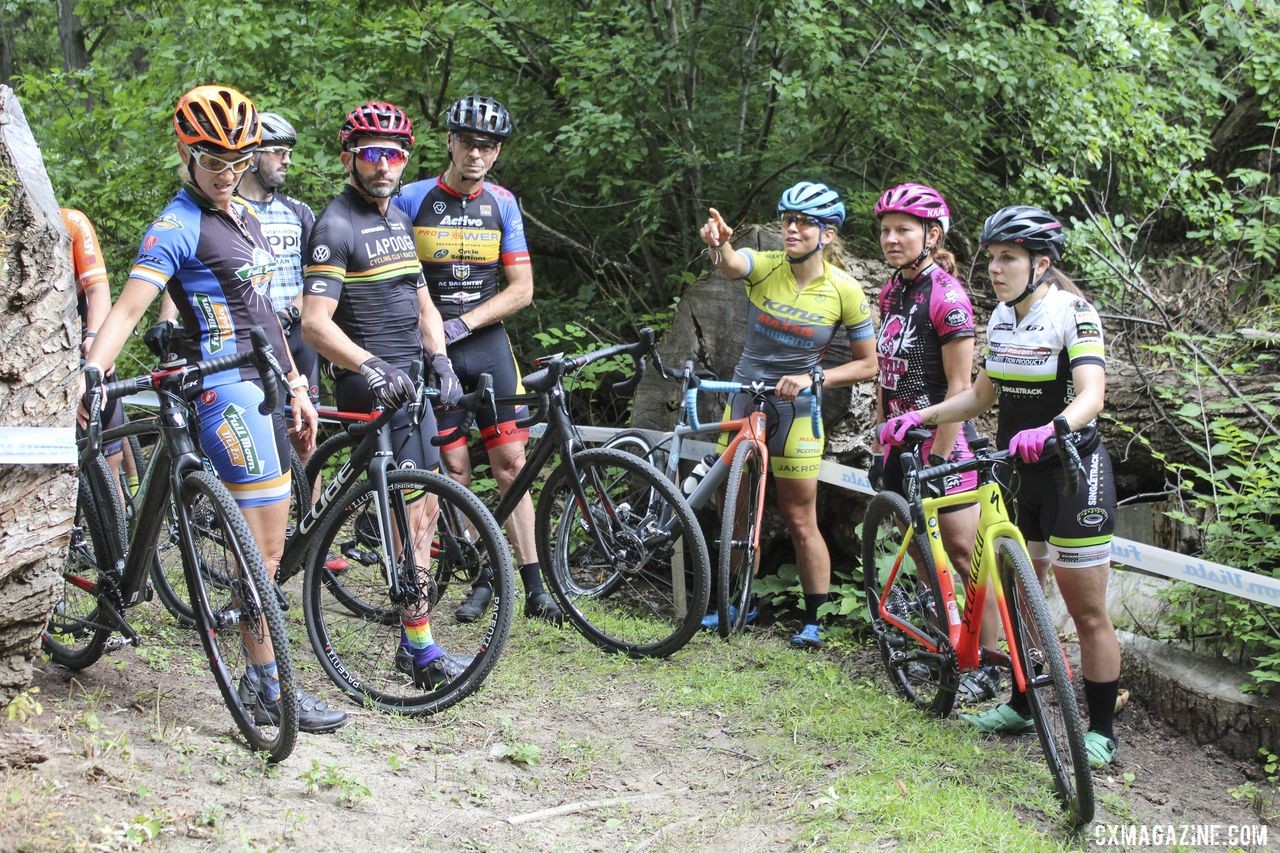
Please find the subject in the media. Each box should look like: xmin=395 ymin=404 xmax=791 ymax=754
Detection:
xmin=700 ymin=606 xmax=758 ymax=631
xmin=790 ymin=623 xmax=823 ymax=649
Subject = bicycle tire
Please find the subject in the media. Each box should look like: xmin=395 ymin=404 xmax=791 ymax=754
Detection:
xmin=536 ymin=447 xmax=711 ymax=658
xmin=861 ymin=491 xmax=957 ymax=717
xmin=43 ymin=455 xmax=122 ymax=669
xmin=303 ymin=469 xmax=514 ymax=715
xmin=602 ymin=429 xmax=670 ymax=472
xmin=181 ymin=470 xmax=298 ymax=762
xmin=717 ymin=440 xmax=762 ymax=638
xmin=304 ymin=427 xmax=357 ymax=486
xmin=1000 ymin=539 xmax=1093 ymax=826
xmin=155 ymin=449 xmax=309 ymax=625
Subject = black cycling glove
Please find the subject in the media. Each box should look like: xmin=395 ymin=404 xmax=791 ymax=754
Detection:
xmin=360 ymin=356 xmax=416 ymax=409
xmin=429 ymin=352 xmax=463 ymax=406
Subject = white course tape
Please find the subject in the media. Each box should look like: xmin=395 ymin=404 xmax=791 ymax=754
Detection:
xmin=0 ymin=426 xmax=77 ymax=465
xmin=557 ymin=423 xmax=1279 ymax=607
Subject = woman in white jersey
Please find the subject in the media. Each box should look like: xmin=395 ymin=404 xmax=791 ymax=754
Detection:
xmin=879 ymin=205 xmax=1120 ymax=768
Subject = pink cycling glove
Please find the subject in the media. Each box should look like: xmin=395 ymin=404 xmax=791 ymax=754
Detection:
xmin=1008 ymin=423 xmax=1056 ymax=463
xmin=878 ymin=411 xmax=924 ymax=448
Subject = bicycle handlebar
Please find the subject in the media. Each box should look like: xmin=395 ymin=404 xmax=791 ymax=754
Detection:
xmin=682 ymin=368 xmax=824 ymax=439
xmin=900 ymin=416 xmax=1087 ymax=504
xmin=521 ymin=327 xmax=656 ymax=396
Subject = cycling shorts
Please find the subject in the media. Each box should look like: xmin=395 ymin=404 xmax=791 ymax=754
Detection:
xmin=194 ymin=380 xmax=291 ymax=508
xmin=882 ymin=423 xmax=979 ymax=512
xmin=335 ymin=371 xmax=441 ymax=472
xmin=437 ymin=323 xmax=527 ymax=452
xmin=717 ymin=393 xmax=823 ymax=480
xmin=1014 ymin=443 xmax=1116 ymax=569
xmin=285 ymin=324 xmax=321 ymax=405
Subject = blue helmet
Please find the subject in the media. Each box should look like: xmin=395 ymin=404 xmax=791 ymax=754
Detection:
xmin=778 ymin=181 xmax=846 ymax=227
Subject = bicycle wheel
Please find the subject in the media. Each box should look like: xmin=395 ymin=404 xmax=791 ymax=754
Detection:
xmin=717 ymin=440 xmax=762 ymax=638
xmin=181 ymin=470 xmax=298 ymax=762
xmin=305 ymin=427 xmax=357 ymax=487
xmin=303 ymin=470 xmax=514 ymax=714
xmin=1000 ymin=539 xmax=1093 ymax=826
xmin=861 ymin=491 xmax=957 ymax=716
xmin=156 ymin=449 xmax=308 ymax=624
xmin=536 ymin=447 xmax=711 ymax=658
xmin=43 ymin=456 xmax=122 ymax=669
xmin=602 ymin=429 xmax=670 ymax=471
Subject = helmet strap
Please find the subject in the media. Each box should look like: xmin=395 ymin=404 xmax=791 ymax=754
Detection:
xmin=1004 ymin=264 xmax=1053 ymax=308
xmin=786 ymin=225 xmax=830 ymax=265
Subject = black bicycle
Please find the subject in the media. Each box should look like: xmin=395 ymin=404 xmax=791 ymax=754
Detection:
xmin=46 ymin=328 xmax=300 ymax=762
xmin=305 ymin=330 xmax=713 ymax=658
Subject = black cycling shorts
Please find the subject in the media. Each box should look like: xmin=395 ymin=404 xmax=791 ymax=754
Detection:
xmin=335 ymin=370 xmax=441 ymax=472
xmin=1013 ymin=443 xmax=1116 ymax=569
xmin=437 ymin=323 xmax=527 ymax=452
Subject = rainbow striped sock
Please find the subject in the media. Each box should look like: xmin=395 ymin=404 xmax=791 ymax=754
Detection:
xmin=402 ymin=617 xmax=441 ymax=666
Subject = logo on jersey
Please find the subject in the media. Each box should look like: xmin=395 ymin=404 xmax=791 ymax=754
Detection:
xmin=433 ymin=248 xmax=449 ymax=259
xmin=312 ymin=244 xmax=331 ymax=263
xmin=1077 ymin=508 xmax=1109 ymax=527
xmin=142 ymin=235 xmax=158 ymax=252
xmin=440 ymin=214 xmax=483 ymax=228
xmin=216 ymin=403 xmax=264 ymax=476
xmin=432 ymin=201 xmax=447 ymax=215
xmin=235 ymin=247 xmax=277 ymax=294
xmin=260 ymin=221 xmax=302 ymax=257
xmin=194 ymin=294 xmax=234 ymax=353
xmin=452 ymin=264 xmax=472 ymax=281
xmin=943 ymin=288 xmax=960 ymax=303
xmin=944 ymin=308 xmax=969 ymax=328
xmin=200 ymin=390 xmax=217 ymax=405
xmin=150 ymin=213 xmax=183 ymax=231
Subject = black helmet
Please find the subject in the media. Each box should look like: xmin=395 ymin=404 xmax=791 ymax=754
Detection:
xmin=258 ymin=112 xmax=297 ymax=147
xmin=979 ymin=205 xmax=1066 ymax=260
xmin=446 ymin=96 xmax=512 ymax=141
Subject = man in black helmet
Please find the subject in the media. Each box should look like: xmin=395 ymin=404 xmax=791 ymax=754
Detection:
xmin=236 ymin=111 xmax=321 ymax=410
xmin=394 ymin=95 xmax=560 ymax=624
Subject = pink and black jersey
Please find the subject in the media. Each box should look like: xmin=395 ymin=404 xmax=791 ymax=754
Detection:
xmin=875 ymin=264 xmax=975 ymax=418
xmin=393 ymin=175 xmax=530 ymax=320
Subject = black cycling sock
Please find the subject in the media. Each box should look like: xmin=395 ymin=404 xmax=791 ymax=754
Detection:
xmin=804 ymin=593 xmax=827 ymax=626
xmin=519 ymin=563 xmax=544 ymax=597
xmin=1083 ymin=678 xmax=1119 ymax=740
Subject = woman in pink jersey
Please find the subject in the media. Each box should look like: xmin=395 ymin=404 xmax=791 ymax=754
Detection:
xmin=871 ymin=182 xmax=999 ymax=703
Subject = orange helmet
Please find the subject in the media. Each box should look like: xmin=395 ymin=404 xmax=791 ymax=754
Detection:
xmin=173 ymin=85 xmax=261 ymax=151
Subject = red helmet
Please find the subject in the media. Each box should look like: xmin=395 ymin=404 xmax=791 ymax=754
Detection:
xmin=174 ymin=85 xmax=260 ymax=151
xmin=339 ymin=101 xmax=415 ymax=149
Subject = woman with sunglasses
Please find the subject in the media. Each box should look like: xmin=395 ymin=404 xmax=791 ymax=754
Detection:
xmin=80 ymin=85 xmax=346 ymax=734
xmin=879 ymin=205 xmax=1120 ymax=768
xmin=699 ymin=182 xmax=878 ymax=648
xmin=871 ymin=183 xmax=996 ymax=703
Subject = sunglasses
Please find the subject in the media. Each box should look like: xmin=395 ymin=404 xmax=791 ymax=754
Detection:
xmin=257 ymin=145 xmax=293 ymax=157
xmin=778 ymin=212 xmax=825 ymax=229
xmin=193 ymin=149 xmax=254 ymax=174
xmin=452 ymin=133 xmax=500 ymax=153
xmin=350 ymin=145 xmax=409 ymax=164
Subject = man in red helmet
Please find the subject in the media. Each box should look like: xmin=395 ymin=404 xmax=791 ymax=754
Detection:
xmin=302 ymin=101 xmax=469 ymax=690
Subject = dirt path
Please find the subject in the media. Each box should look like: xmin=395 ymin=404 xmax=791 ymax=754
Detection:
xmin=2 ymin=620 xmax=1274 ymax=851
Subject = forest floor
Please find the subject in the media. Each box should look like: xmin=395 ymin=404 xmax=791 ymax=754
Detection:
xmin=1 ymin=603 xmax=1276 ymax=852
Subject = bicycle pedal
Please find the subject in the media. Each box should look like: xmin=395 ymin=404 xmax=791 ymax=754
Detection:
xmin=104 ymin=636 xmax=134 ymax=654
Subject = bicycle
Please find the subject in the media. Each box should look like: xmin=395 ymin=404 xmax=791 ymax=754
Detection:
xmin=605 ymin=359 xmax=823 ymax=639
xmin=861 ymin=416 xmax=1093 ymax=826
xmin=302 ymin=330 xmax=713 ymax=659
xmin=46 ymin=328 xmax=300 ymax=762
xmin=268 ymin=373 xmax=515 ymax=715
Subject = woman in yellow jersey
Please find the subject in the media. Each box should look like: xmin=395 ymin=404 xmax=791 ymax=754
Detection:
xmin=699 ymin=182 xmax=878 ymax=647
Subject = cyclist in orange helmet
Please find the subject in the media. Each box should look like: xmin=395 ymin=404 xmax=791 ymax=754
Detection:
xmin=81 ymin=85 xmax=345 ymax=734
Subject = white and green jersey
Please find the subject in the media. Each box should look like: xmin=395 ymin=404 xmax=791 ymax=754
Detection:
xmin=983 ymin=286 xmax=1105 ymax=456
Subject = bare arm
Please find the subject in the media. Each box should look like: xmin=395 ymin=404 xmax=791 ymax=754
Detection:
xmin=418 ymin=287 xmax=447 ymax=356
xmin=919 ymin=369 xmax=998 ymax=427
xmin=930 ymin=337 xmax=975 ymax=458
xmin=84 ymin=278 xmax=160 ymax=372
xmin=156 ymin=290 xmax=180 ymax=324
xmin=1060 ymin=363 xmax=1106 ymax=430
xmin=81 ymin=280 xmax=112 ymax=357
xmin=302 ymin=294 xmax=373 ymax=373
xmin=457 ymin=262 xmax=532 ymax=331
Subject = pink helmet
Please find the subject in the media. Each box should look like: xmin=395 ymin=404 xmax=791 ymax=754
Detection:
xmin=874 ymin=182 xmax=950 ymax=233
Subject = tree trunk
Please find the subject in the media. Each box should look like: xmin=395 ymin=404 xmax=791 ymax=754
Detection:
xmin=55 ymin=0 xmax=90 ymax=72
xmin=0 ymin=86 xmax=78 ymax=700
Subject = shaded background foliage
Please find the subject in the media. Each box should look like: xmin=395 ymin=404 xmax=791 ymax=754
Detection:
xmin=5 ymin=0 xmax=1280 ymax=684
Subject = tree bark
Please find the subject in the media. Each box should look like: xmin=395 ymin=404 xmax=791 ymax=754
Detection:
xmin=55 ymin=0 xmax=90 ymax=72
xmin=0 ymin=86 xmax=78 ymax=700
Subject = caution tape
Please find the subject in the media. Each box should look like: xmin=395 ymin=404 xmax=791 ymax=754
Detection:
xmin=557 ymin=424 xmax=1280 ymax=608
xmin=0 ymin=426 xmax=77 ymax=465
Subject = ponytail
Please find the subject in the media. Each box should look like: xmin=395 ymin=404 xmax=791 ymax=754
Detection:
xmin=926 ymin=221 xmax=955 ymax=275
xmin=823 ymin=232 xmax=848 ymax=270
xmin=1042 ymin=263 xmax=1085 ymax=298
